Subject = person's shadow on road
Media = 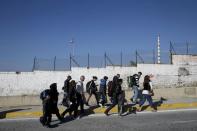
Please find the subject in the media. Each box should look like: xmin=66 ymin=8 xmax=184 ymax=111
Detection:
xmin=0 ymin=108 xmax=32 ymax=119
xmin=49 ymin=105 xmax=100 ymax=128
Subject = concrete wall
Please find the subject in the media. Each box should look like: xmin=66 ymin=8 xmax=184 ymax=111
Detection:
xmin=1 ymin=87 xmax=197 ymax=107
xmin=172 ymin=55 xmax=197 ymax=65
xmin=0 ymin=64 xmax=197 ymax=96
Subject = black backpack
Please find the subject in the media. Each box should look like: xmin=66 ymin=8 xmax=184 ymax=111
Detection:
xmin=86 ymin=81 xmax=92 ymax=93
xmin=107 ymin=81 xmax=113 ymax=97
xmin=127 ymin=76 xmax=134 ymax=88
xmin=40 ymin=89 xmax=50 ymax=100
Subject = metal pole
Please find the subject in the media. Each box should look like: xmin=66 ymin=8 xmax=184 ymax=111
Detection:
xmin=69 ymin=53 xmax=72 ymax=70
xmin=88 ymin=53 xmax=90 ymax=69
xmin=32 ymin=56 xmax=36 ymax=71
xmin=170 ymin=41 xmax=172 ymax=64
xmin=135 ymin=50 xmax=138 ymax=66
xmin=120 ymin=52 xmax=123 ymax=67
xmin=104 ymin=52 xmax=107 ymax=67
xmin=53 ymin=56 xmax=56 ymax=71
xmin=186 ymin=42 xmax=189 ymax=55
xmin=153 ymin=49 xmax=155 ymax=64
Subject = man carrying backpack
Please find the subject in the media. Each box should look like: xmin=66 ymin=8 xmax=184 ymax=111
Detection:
xmin=62 ymin=75 xmax=72 ymax=107
xmin=99 ymin=76 xmax=108 ymax=107
xmin=40 ymin=83 xmax=63 ymax=127
xmin=104 ymin=76 xmax=124 ymax=116
xmin=86 ymin=76 xmax=99 ymax=106
xmin=131 ymin=72 xmax=142 ymax=104
xmin=61 ymin=80 xmax=78 ymax=118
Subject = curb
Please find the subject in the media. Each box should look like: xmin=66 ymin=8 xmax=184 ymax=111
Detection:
xmin=1 ymin=102 xmax=197 ymax=119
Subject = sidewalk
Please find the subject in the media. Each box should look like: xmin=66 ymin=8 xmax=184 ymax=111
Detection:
xmin=1 ymin=97 xmax=197 ymax=119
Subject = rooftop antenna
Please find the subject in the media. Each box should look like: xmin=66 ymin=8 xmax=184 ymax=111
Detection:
xmin=157 ymin=34 xmax=161 ymax=64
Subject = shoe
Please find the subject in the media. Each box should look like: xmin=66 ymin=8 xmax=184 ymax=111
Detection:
xmin=77 ymin=115 xmax=83 ymax=119
xmin=39 ymin=117 xmax=45 ymax=126
xmin=121 ymin=112 xmax=128 ymax=116
xmin=104 ymin=111 xmax=109 ymax=116
xmin=45 ymin=123 xmax=51 ymax=128
xmin=85 ymin=103 xmax=90 ymax=106
xmin=136 ymin=106 xmax=142 ymax=112
xmin=152 ymin=108 xmax=157 ymax=112
xmin=130 ymin=98 xmax=133 ymax=102
xmin=60 ymin=114 xmax=64 ymax=119
xmin=98 ymin=103 xmax=102 ymax=107
xmin=59 ymin=118 xmax=64 ymax=123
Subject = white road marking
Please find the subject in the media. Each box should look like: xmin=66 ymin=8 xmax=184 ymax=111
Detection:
xmin=173 ymin=120 xmax=197 ymax=124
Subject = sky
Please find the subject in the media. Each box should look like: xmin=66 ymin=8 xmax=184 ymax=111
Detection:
xmin=0 ymin=0 xmax=197 ymax=71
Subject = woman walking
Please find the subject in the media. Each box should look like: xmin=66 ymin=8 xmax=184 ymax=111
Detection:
xmin=138 ymin=75 xmax=157 ymax=112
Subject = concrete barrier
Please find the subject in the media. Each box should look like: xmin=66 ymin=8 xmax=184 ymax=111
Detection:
xmin=1 ymin=87 xmax=197 ymax=107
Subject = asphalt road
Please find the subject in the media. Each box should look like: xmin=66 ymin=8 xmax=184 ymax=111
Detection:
xmin=1 ymin=109 xmax=197 ymax=131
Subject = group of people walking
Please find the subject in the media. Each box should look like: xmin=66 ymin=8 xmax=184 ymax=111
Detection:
xmin=39 ymin=72 xmax=157 ymax=127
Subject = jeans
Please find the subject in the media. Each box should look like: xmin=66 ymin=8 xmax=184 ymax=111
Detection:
xmin=76 ymin=93 xmax=84 ymax=114
xmin=139 ymin=94 xmax=153 ymax=107
xmin=132 ymin=85 xmax=139 ymax=102
xmin=100 ymin=89 xmax=107 ymax=106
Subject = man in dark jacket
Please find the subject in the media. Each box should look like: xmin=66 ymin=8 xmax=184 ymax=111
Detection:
xmin=104 ymin=76 xmax=123 ymax=116
xmin=40 ymin=83 xmax=63 ymax=127
xmin=62 ymin=75 xmax=72 ymax=107
xmin=61 ymin=80 xmax=78 ymax=118
xmin=86 ymin=76 xmax=99 ymax=106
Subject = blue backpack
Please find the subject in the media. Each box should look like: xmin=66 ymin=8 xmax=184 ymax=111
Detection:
xmin=100 ymin=79 xmax=106 ymax=86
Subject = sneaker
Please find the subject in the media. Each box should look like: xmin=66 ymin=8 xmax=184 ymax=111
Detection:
xmin=152 ymin=109 xmax=157 ymax=112
xmin=98 ymin=103 xmax=102 ymax=107
xmin=121 ymin=112 xmax=128 ymax=116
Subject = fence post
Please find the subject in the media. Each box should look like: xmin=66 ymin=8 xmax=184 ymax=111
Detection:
xmin=186 ymin=42 xmax=189 ymax=55
xmin=153 ymin=49 xmax=155 ymax=64
xmin=104 ymin=52 xmax=107 ymax=67
xmin=69 ymin=53 xmax=72 ymax=70
xmin=87 ymin=53 xmax=90 ymax=69
xmin=32 ymin=56 xmax=36 ymax=72
xmin=120 ymin=52 xmax=122 ymax=67
xmin=170 ymin=42 xmax=172 ymax=64
xmin=135 ymin=50 xmax=138 ymax=66
xmin=53 ymin=56 xmax=56 ymax=71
